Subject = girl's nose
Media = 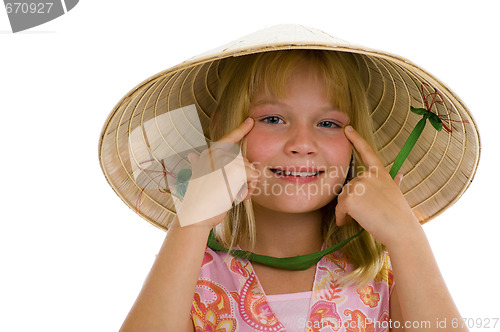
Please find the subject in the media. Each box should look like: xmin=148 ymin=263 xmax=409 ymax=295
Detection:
xmin=284 ymin=124 xmax=318 ymax=156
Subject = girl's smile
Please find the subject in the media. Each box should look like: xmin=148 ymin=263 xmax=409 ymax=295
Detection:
xmin=245 ymin=63 xmax=352 ymax=213
xmin=268 ymin=166 xmax=324 ymax=184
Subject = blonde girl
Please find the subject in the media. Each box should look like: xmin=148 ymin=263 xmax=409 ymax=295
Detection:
xmin=99 ymin=25 xmax=479 ymax=331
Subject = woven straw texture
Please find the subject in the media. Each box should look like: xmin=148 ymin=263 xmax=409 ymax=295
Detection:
xmin=99 ymin=25 xmax=480 ymax=231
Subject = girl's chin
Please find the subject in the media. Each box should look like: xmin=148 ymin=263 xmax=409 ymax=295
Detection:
xmin=250 ymin=195 xmax=333 ymax=214
xmin=248 ymin=180 xmax=342 ymax=212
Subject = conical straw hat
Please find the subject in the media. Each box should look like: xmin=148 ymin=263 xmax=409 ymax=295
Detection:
xmin=99 ymin=24 xmax=480 ymax=231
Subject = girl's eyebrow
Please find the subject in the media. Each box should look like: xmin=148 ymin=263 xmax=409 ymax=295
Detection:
xmin=250 ymin=98 xmax=284 ymax=108
xmin=251 ymin=99 xmax=342 ymax=113
xmin=250 ymin=97 xmax=347 ymax=119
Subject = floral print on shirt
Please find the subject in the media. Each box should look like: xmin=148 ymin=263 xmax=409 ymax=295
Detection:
xmin=191 ymin=247 xmax=394 ymax=331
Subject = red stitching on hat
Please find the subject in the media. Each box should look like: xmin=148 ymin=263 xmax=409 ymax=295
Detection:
xmin=420 ymin=83 xmax=468 ymax=133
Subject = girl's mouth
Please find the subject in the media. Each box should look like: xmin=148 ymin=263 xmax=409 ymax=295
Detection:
xmin=269 ymin=168 xmax=325 ymax=178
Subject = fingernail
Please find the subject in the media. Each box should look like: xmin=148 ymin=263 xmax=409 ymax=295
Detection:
xmin=345 ymin=125 xmax=354 ymax=132
xmin=397 ymin=172 xmax=403 ymax=183
xmin=244 ymin=117 xmax=253 ymax=124
xmin=236 ymin=184 xmax=248 ymax=201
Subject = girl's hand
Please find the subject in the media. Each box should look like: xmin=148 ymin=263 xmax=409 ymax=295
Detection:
xmin=177 ymin=118 xmax=258 ymax=228
xmin=335 ymin=125 xmax=421 ymax=247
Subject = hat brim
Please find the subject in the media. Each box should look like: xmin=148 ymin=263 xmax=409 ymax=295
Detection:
xmin=99 ymin=24 xmax=480 ymax=231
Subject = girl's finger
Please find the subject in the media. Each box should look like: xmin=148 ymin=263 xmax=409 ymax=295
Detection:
xmin=394 ymin=172 xmax=403 ymax=187
xmin=235 ymin=183 xmax=248 ymax=202
xmin=344 ymin=125 xmax=384 ymax=170
xmin=335 ymin=185 xmax=349 ymax=226
xmin=236 ymin=164 xmax=259 ymax=203
xmin=245 ymin=164 xmax=260 ymax=200
xmin=218 ymin=117 xmax=254 ymax=144
xmin=335 ymin=202 xmax=348 ymax=226
xmin=187 ymin=152 xmax=199 ymax=164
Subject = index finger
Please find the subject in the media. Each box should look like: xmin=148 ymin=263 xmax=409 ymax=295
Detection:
xmin=344 ymin=125 xmax=384 ymax=169
xmin=218 ymin=117 xmax=254 ymax=143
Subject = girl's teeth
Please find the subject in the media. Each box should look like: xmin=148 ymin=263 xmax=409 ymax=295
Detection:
xmin=274 ymin=170 xmax=318 ymax=177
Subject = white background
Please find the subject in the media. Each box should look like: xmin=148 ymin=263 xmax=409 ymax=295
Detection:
xmin=1 ymin=1 xmax=498 ymax=331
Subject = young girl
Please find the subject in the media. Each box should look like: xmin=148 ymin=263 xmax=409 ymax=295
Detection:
xmin=99 ymin=25 xmax=479 ymax=331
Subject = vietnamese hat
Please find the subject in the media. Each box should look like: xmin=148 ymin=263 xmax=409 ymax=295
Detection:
xmin=98 ymin=24 xmax=480 ymax=231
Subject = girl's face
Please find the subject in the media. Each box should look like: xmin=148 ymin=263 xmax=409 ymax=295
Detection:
xmin=245 ymin=63 xmax=352 ymax=214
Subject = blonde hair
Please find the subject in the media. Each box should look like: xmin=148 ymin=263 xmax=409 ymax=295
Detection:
xmin=209 ymin=50 xmax=385 ymax=286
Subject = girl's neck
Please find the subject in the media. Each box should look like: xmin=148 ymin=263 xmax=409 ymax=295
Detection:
xmin=240 ymin=202 xmax=324 ymax=258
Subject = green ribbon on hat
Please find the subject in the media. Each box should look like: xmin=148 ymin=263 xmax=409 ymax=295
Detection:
xmin=206 ymin=105 xmax=444 ymax=270
xmin=389 ymin=106 xmax=443 ymax=179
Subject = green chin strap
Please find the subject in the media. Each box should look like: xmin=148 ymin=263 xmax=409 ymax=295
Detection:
xmin=207 ymin=227 xmax=364 ymax=271
xmin=206 ymin=106 xmax=444 ymax=270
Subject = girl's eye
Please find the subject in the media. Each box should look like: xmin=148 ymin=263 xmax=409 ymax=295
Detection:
xmin=318 ymin=121 xmax=340 ymax=128
xmin=262 ymin=116 xmax=284 ymax=124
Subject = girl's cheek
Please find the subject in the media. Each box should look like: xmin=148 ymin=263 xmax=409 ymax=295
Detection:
xmin=324 ymin=131 xmax=350 ymax=146
xmin=337 ymin=131 xmax=352 ymax=151
xmin=322 ymin=134 xmax=352 ymax=159
xmin=244 ymin=128 xmax=271 ymax=161
xmin=245 ymin=126 xmax=272 ymax=147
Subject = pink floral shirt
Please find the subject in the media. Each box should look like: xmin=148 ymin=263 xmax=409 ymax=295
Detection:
xmin=191 ymin=246 xmax=394 ymax=332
